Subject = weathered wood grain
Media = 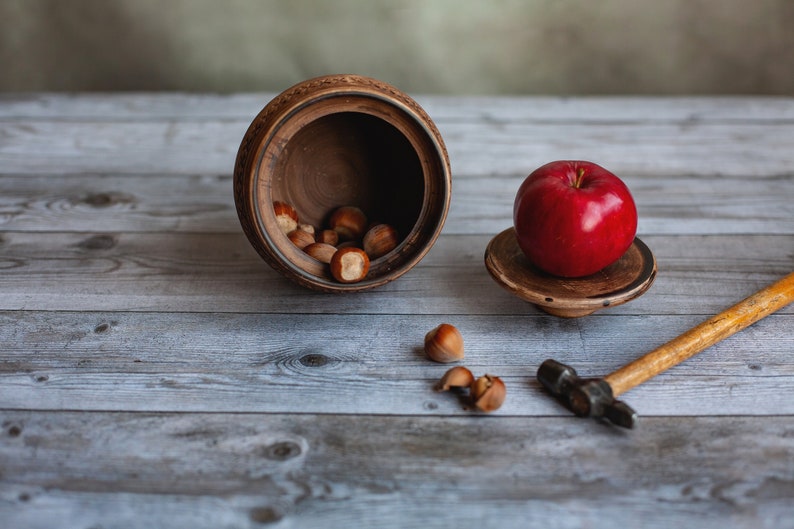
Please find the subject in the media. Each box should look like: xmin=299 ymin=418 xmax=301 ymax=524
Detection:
xmin=1 ymin=94 xmax=793 ymax=529
xmin=0 ymin=310 xmax=791 ymax=416
xmin=2 ymin=93 xmax=793 ymax=122
xmin=2 ymin=311 xmax=789 ymax=377
xmin=1 ymin=173 xmax=792 ymax=235
xmin=1 ymin=411 xmax=793 ymax=529
xmin=0 ymin=232 xmax=791 ymax=316
xmin=1 ymin=119 xmax=793 ymax=177
xmin=0 ymin=173 xmax=234 ymax=233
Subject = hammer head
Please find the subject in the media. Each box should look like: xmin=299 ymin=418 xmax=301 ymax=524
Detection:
xmin=537 ymin=359 xmax=638 ymax=429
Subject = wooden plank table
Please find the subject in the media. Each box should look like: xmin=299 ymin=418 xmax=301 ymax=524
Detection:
xmin=1 ymin=93 xmax=793 ymax=528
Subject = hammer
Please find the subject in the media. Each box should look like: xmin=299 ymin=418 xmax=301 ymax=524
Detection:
xmin=538 ymin=271 xmax=794 ymax=428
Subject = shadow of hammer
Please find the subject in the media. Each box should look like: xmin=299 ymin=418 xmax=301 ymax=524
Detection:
xmin=538 ymin=271 xmax=794 ymax=429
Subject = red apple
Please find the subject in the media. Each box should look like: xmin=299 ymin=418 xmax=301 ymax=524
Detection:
xmin=513 ymin=160 xmax=637 ymax=278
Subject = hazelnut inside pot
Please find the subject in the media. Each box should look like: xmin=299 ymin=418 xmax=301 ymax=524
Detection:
xmin=234 ymin=74 xmax=451 ymax=293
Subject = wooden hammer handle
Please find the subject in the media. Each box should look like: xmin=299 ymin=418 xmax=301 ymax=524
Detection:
xmin=604 ymin=271 xmax=794 ymax=397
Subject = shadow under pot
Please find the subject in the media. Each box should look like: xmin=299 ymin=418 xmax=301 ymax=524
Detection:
xmin=234 ymin=74 xmax=452 ymax=293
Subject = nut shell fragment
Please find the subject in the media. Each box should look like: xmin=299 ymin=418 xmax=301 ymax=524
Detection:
xmin=435 ymin=366 xmax=475 ymax=391
xmin=470 ymin=374 xmax=506 ymax=412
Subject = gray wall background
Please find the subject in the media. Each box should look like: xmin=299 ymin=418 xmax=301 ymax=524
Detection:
xmin=2 ymin=0 xmax=792 ymax=95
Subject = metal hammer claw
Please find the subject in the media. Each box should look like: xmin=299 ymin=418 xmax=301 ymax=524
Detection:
xmin=537 ymin=271 xmax=794 ymax=429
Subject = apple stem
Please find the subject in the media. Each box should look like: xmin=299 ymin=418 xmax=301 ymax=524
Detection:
xmin=573 ymin=167 xmax=585 ymax=188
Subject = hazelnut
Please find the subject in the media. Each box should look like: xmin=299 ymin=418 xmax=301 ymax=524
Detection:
xmin=303 ymin=242 xmax=337 ymax=264
xmin=435 ymin=366 xmax=475 ymax=391
xmin=470 ymin=374 xmax=506 ymax=412
xmin=329 ymin=247 xmax=370 ymax=283
xmin=273 ymin=201 xmax=299 ymax=235
xmin=424 ymin=323 xmax=464 ymax=363
xmin=317 ymin=229 xmax=339 ymax=246
xmin=298 ymin=223 xmax=316 ymax=236
xmin=329 ymin=206 xmax=367 ymax=241
xmin=288 ymin=228 xmax=315 ymax=249
xmin=363 ymin=224 xmax=399 ymax=259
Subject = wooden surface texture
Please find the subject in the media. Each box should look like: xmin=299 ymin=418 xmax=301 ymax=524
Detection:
xmin=1 ymin=93 xmax=793 ymax=528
